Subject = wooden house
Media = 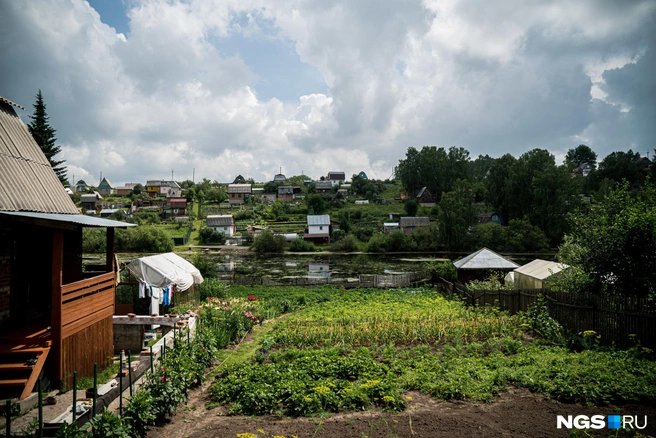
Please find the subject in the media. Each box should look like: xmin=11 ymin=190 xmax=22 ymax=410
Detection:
xmin=97 ymin=177 xmax=115 ymax=196
xmin=227 ymin=184 xmax=252 ymax=205
xmin=416 ymin=187 xmax=435 ymax=206
xmin=116 ymin=183 xmax=137 ymax=196
xmin=165 ymin=198 xmax=187 ymax=217
xmin=315 ymin=180 xmax=333 ymax=194
xmin=277 ymin=186 xmax=294 ymax=202
xmin=0 ymin=96 xmax=135 ymax=399
xmin=75 ymin=180 xmax=89 ymax=193
xmin=273 ymin=173 xmax=287 ymax=186
xmin=80 ymin=191 xmax=102 ymax=211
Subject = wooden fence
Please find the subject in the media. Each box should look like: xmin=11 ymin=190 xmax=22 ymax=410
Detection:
xmin=229 ymin=272 xmax=428 ymax=289
xmin=439 ymin=278 xmax=656 ymax=348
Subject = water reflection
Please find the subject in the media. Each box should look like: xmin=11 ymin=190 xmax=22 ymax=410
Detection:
xmin=308 ymin=263 xmax=330 ymax=279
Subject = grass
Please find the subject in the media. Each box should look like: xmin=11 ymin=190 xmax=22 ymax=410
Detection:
xmin=73 ymin=361 xmax=121 ymax=392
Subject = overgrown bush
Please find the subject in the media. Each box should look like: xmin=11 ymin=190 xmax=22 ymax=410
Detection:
xmin=331 ymin=234 xmax=360 ymax=252
xmin=288 ymin=239 xmax=317 ymax=252
xmin=251 ymin=230 xmax=286 ymax=253
xmin=199 ymin=226 xmax=224 ymax=244
xmin=365 ymin=231 xmax=416 ymax=253
xmin=425 ymin=259 xmax=457 ymax=282
xmin=83 ymin=226 xmax=174 ymax=253
xmin=191 ymin=254 xmax=217 ymax=279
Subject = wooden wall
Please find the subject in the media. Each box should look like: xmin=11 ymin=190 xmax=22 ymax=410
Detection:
xmin=61 ymin=315 xmax=114 ymax=389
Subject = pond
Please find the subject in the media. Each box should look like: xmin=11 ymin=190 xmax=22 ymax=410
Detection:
xmin=190 ymin=252 xmax=548 ymax=282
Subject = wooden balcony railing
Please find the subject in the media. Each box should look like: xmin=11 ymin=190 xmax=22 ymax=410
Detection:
xmin=61 ymin=272 xmax=115 ymax=339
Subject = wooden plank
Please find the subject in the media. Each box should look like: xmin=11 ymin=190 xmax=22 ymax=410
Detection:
xmin=62 ymin=306 xmax=114 ymax=339
xmin=62 ymin=290 xmax=115 ymax=326
xmin=62 ymin=281 xmax=114 ymax=304
xmin=0 ymin=379 xmax=29 ymax=386
xmin=20 ymin=347 xmax=49 ymax=400
xmin=0 ymin=363 xmax=33 ymax=370
xmin=62 ymin=272 xmax=114 ymax=297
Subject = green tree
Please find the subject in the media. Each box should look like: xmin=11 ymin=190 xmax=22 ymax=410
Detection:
xmin=593 ymin=150 xmax=645 ymax=189
xmin=131 ymin=183 xmax=144 ymax=195
xmin=557 ymin=181 xmax=656 ymax=297
xmin=484 ymin=153 xmax=516 ymax=224
xmin=251 ymin=230 xmax=286 ymax=253
xmin=565 ymin=144 xmax=597 ymax=168
xmin=307 ymin=195 xmax=327 ymax=215
xmin=438 ymin=180 xmax=476 ymax=250
xmin=28 ymin=90 xmax=67 ymax=184
xmin=404 ymin=199 xmax=419 ymax=217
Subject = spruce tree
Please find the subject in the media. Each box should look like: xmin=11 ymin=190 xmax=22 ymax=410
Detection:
xmin=28 ymin=90 xmax=67 ymax=185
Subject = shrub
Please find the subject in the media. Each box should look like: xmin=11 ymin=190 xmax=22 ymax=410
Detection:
xmin=191 ymin=254 xmax=217 ymax=279
xmin=425 ymin=259 xmax=457 ymax=282
xmin=251 ymin=230 xmax=286 ymax=253
xmin=331 ymin=234 xmax=360 ymax=252
xmin=288 ymin=239 xmax=317 ymax=252
xmin=199 ymin=226 xmax=224 ymax=244
xmin=83 ymin=226 xmax=174 ymax=253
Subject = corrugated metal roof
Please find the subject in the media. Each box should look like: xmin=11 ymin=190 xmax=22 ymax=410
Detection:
xmin=514 ymin=259 xmax=569 ymax=280
xmin=207 ymin=215 xmax=234 ymax=227
xmin=0 ymin=211 xmax=136 ymax=227
xmin=278 ymin=186 xmax=293 ymax=194
xmin=227 ymin=184 xmax=252 ymax=193
xmin=399 ymin=217 xmax=430 ymax=227
xmin=307 ymin=215 xmax=330 ymax=225
xmin=315 ymin=180 xmax=332 ymax=189
xmin=0 ymin=100 xmax=79 ymax=214
xmin=453 ymin=248 xmax=519 ymax=270
xmin=0 ymin=96 xmax=24 ymax=110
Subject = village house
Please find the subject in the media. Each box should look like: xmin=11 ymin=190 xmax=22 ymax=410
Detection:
xmin=116 ymin=182 xmax=138 ymax=196
xmin=477 ymin=212 xmax=504 ymax=226
xmin=0 ymin=95 xmax=135 ymax=398
xmin=315 ymin=180 xmax=333 ymax=194
xmin=304 ymin=215 xmax=332 ymax=243
xmin=273 ymin=173 xmax=287 ymax=186
xmin=80 ymin=191 xmax=103 ymax=211
xmin=145 ymin=180 xmax=181 ymax=198
xmin=75 ymin=179 xmax=89 ymax=193
xmin=416 ymin=187 xmax=435 ymax=206
xmin=165 ymin=197 xmax=188 ymax=218
xmin=278 ymin=186 xmax=294 ymax=202
xmin=327 ymin=171 xmax=346 ymax=187
xmin=206 ymin=215 xmax=235 ymax=238
xmin=97 ymin=177 xmax=115 ymax=196
xmin=227 ymin=183 xmax=252 ymax=205
xmin=399 ymin=216 xmax=430 ymax=235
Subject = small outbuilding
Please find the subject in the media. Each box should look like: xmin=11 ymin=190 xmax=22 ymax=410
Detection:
xmin=513 ymin=259 xmax=569 ymax=289
xmin=453 ymin=247 xmax=519 ymax=283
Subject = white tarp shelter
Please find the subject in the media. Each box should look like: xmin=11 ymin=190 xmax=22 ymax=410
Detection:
xmin=513 ymin=259 xmax=569 ymax=289
xmin=127 ymin=252 xmax=203 ymax=292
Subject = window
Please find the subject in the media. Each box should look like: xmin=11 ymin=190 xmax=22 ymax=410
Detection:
xmin=231 ymin=193 xmax=235 ymax=198
xmin=319 ymin=226 xmax=323 ymax=230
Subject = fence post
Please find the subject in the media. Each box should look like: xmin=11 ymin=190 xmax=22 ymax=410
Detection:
xmin=38 ymin=377 xmax=43 ymax=438
xmin=92 ymin=363 xmax=97 ymax=419
xmin=72 ymin=371 xmax=77 ymax=424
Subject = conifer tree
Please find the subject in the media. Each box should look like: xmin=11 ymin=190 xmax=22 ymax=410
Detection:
xmin=28 ymin=90 xmax=67 ymax=185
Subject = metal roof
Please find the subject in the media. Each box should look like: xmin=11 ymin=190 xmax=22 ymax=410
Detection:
xmin=307 ymin=215 xmax=330 ymax=225
xmin=227 ymin=184 xmax=252 ymax=193
xmin=207 ymin=215 xmax=234 ymax=227
xmin=453 ymin=248 xmax=519 ymax=270
xmin=514 ymin=259 xmax=569 ymax=280
xmin=278 ymin=186 xmax=293 ymax=194
xmin=0 ymin=96 xmax=24 ymax=110
xmin=399 ymin=217 xmax=430 ymax=228
xmin=315 ymin=180 xmax=333 ymax=189
xmin=327 ymin=171 xmax=345 ymax=179
xmin=0 ymin=211 xmax=136 ymax=228
xmin=0 ymin=100 xmax=79 ymax=214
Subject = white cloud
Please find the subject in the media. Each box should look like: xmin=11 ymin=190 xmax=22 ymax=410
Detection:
xmin=0 ymin=0 xmax=654 ymax=185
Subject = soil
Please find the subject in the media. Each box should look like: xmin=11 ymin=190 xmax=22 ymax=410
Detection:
xmin=148 ymin=385 xmax=656 ymax=438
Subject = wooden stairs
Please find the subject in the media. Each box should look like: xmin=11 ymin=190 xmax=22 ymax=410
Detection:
xmin=0 ymin=326 xmax=52 ymax=400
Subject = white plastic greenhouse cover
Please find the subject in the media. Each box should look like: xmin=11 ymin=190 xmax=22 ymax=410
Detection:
xmin=127 ymin=252 xmax=204 ymax=291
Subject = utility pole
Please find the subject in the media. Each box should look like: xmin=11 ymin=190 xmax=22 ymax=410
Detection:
xmin=172 ymin=169 xmax=174 ymax=181
xmin=192 ymin=168 xmax=195 ymax=184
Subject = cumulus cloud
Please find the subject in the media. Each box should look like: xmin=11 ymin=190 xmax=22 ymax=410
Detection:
xmin=0 ymin=0 xmax=654 ymax=185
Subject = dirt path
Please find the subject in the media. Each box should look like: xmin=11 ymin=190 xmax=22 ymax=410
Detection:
xmin=147 ymin=386 xmax=656 ymax=438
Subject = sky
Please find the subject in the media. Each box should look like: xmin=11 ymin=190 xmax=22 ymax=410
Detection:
xmin=1 ymin=0 xmax=655 ymax=186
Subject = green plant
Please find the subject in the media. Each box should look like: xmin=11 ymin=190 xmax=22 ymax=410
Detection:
xmin=425 ymin=259 xmax=457 ymax=282
xmin=88 ymin=409 xmax=131 ymax=438
xmin=123 ymin=387 xmax=158 ymax=437
xmin=288 ymin=239 xmax=316 ymax=252
xmin=251 ymin=230 xmax=286 ymax=253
